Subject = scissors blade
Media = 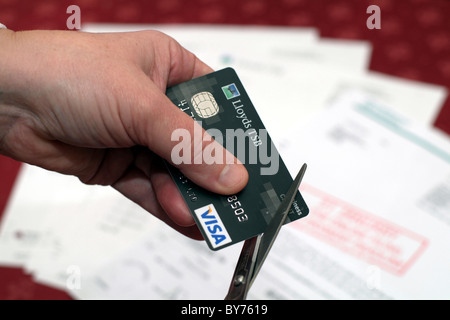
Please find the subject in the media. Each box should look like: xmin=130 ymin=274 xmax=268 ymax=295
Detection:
xmin=224 ymin=163 xmax=307 ymax=300
xmin=248 ymin=163 xmax=307 ymax=288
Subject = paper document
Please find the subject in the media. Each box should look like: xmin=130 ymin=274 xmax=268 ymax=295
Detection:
xmin=277 ymin=90 xmax=450 ymax=299
xmin=74 ymin=90 xmax=450 ymax=299
xmin=0 ymin=165 xmax=156 ymax=290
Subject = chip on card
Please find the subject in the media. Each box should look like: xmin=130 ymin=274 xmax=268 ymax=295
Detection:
xmin=165 ymin=68 xmax=309 ymax=250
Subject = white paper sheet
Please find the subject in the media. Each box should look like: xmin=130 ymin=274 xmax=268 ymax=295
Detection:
xmin=81 ymin=23 xmax=319 ymax=66
xmin=0 ymin=164 xmax=157 ymax=289
xmin=73 ymin=90 xmax=450 ymax=300
xmin=276 ymin=90 xmax=450 ymax=299
xmin=207 ymin=58 xmax=447 ymax=144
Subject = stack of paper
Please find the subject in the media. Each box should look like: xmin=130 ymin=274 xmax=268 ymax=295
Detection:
xmin=0 ymin=24 xmax=448 ymax=299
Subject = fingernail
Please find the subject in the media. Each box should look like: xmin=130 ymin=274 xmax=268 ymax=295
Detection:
xmin=218 ymin=164 xmax=247 ymax=190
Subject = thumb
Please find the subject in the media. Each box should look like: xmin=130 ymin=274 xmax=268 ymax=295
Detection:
xmin=139 ymin=85 xmax=249 ymax=195
xmin=168 ymin=117 xmax=250 ymax=195
xmin=130 ymin=32 xmax=249 ymax=194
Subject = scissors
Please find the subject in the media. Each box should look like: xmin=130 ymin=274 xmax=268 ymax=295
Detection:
xmin=225 ymin=163 xmax=307 ymax=300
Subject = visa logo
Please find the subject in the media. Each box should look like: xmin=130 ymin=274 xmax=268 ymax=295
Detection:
xmin=194 ymin=204 xmax=232 ymax=249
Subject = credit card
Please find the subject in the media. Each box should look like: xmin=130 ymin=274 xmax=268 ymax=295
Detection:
xmin=165 ymin=67 xmax=309 ymax=250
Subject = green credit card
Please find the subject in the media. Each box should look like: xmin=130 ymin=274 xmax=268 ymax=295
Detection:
xmin=165 ymin=67 xmax=309 ymax=250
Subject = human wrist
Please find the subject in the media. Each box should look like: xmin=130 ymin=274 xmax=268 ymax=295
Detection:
xmin=0 ymin=27 xmax=17 ymax=86
xmin=0 ymin=27 xmax=24 ymax=157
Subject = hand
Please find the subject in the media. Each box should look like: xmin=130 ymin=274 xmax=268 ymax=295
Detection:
xmin=0 ymin=29 xmax=248 ymax=239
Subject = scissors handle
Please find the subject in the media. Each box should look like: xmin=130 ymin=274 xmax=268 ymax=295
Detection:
xmin=224 ymin=164 xmax=307 ymax=300
xmin=224 ymin=235 xmax=260 ymax=300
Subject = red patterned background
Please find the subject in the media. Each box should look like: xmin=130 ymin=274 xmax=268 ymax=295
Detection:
xmin=0 ymin=0 xmax=449 ymax=299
